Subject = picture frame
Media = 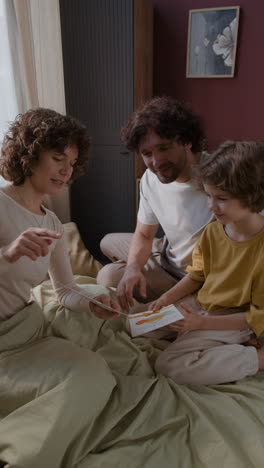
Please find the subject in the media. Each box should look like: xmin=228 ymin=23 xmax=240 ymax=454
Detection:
xmin=186 ymin=6 xmax=240 ymax=78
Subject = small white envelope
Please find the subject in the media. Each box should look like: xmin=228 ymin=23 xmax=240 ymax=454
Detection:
xmin=128 ymin=304 xmax=184 ymax=337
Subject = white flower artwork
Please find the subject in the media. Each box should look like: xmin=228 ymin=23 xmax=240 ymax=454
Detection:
xmin=186 ymin=7 xmax=240 ymax=78
xmin=212 ymin=17 xmax=237 ymax=67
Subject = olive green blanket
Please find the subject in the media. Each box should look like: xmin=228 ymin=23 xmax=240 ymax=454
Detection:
xmin=0 ymin=276 xmax=263 ymax=468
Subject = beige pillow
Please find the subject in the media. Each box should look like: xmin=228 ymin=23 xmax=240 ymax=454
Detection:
xmin=63 ymin=222 xmax=102 ymax=277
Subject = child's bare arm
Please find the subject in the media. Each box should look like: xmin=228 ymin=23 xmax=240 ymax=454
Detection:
xmin=202 ymin=312 xmax=248 ymax=330
xmin=148 ymin=275 xmax=202 ymax=311
xmin=170 ymin=303 xmax=249 ymax=333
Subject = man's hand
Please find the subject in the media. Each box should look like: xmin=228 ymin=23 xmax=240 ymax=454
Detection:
xmin=90 ymin=294 xmax=121 ymax=319
xmin=2 ymin=228 xmax=62 ymax=263
xmin=169 ymin=302 xmax=204 ymax=332
xmin=117 ymin=263 xmax=147 ymax=312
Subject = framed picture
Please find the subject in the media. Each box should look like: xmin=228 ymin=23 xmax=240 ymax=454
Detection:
xmin=186 ymin=6 xmax=240 ymax=78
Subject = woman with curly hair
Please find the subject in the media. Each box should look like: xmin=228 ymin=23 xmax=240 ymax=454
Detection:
xmin=0 ymin=108 xmax=120 ymax=467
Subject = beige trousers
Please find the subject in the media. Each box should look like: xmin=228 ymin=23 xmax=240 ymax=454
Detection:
xmin=97 ymin=233 xmax=178 ymax=302
xmin=155 ymin=297 xmax=259 ymax=386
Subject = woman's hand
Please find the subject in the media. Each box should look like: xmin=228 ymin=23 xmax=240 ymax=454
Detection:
xmin=169 ymin=302 xmax=204 ymax=332
xmin=90 ymin=294 xmax=121 ymax=320
xmin=2 ymin=228 xmax=62 ymax=263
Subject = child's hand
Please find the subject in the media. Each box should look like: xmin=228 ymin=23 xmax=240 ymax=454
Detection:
xmin=90 ymin=294 xmax=121 ymax=320
xmin=169 ymin=302 xmax=204 ymax=332
xmin=147 ymin=294 xmax=170 ymax=312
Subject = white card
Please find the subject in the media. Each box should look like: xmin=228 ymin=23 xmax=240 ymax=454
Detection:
xmin=128 ymin=304 xmax=184 ymax=337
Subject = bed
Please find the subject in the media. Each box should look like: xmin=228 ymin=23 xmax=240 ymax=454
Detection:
xmin=27 ymin=275 xmax=264 ymax=468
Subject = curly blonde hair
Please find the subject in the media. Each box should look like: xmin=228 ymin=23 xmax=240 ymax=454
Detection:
xmin=195 ymin=141 xmax=264 ymax=213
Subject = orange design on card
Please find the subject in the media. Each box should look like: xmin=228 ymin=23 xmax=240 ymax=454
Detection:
xmin=136 ymin=314 xmax=165 ymax=325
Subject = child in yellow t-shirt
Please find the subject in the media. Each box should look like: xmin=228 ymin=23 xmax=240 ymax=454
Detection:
xmin=152 ymin=141 xmax=264 ymax=385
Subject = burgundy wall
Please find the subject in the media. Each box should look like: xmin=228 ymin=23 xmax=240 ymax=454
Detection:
xmin=151 ymin=0 xmax=264 ymax=150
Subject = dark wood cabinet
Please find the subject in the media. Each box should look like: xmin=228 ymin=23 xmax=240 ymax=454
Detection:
xmin=60 ymin=0 xmax=153 ymax=260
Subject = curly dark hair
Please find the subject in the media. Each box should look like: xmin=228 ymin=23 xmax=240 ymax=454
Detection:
xmin=0 ymin=108 xmax=90 ymax=185
xmin=121 ymin=96 xmax=205 ymax=153
xmin=195 ymin=141 xmax=264 ymax=213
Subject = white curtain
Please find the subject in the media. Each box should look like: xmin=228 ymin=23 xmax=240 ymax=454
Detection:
xmin=4 ymin=0 xmax=66 ymax=114
xmin=0 ymin=0 xmax=70 ymax=222
xmin=0 ymin=0 xmax=19 ymax=140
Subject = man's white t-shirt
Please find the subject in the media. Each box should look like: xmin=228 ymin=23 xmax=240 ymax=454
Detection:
xmin=137 ymin=168 xmax=214 ymax=274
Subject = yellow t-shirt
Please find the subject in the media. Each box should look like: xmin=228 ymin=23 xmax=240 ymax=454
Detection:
xmin=187 ymin=221 xmax=264 ymax=336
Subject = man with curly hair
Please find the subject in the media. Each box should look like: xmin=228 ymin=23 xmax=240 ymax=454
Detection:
xmin=97 ymin=96 xmax=214 ymax=311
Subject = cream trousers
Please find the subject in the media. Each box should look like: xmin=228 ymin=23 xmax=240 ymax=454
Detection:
xmin=155 ymin=296 xmax=259 ymax=386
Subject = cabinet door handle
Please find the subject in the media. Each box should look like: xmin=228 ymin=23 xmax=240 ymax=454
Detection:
xmin=120 ymin=151 xmax=129 ymax=155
